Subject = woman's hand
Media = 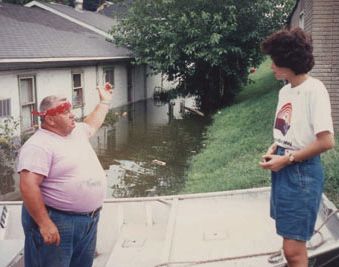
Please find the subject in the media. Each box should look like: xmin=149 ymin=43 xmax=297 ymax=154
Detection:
xmin=266 ymin=143 xmax=277 ymax=155
xmin=259 ymin=154 xmax=289 ymax=172
xmin=259 ymin=143 xmax=287 ymax=172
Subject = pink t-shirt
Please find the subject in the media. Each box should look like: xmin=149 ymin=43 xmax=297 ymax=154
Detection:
xmin=17 ymin=123 xmax=106 ymax=212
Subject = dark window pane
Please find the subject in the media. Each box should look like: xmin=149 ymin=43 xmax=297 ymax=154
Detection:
xmin=105 ymin=69 xmax=114 ymax=85
xmin=0 ymin=99 xmax=11 ymax=117
xmin=20 ymin=78 xmax=34 ymax=103
xmin=73 ymin=74 xmax=81 ymax=88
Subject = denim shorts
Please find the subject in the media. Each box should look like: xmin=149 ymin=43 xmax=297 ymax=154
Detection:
xmin=270 ymin=146 xmax=324 ymax=241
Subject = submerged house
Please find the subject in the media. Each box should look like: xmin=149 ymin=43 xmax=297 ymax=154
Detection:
xmin=0 ymin=1 xmax=174 ymax=133
xmin=289 ymin=0 xmax=339 ymax=129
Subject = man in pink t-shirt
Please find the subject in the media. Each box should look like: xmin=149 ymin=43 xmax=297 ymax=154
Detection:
xmin=17 ymin=83 xmax=113 ymax=267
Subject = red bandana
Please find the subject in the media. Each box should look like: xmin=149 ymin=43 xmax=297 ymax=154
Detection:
xmin=32 ymin=102 xmax=72 ymax=117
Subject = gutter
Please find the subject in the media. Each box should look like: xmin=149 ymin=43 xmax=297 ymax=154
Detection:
xmin=0 ymin=57 xmax=133 ymax=71
xmin=0 ymin=56 xmax=131 ymax=64
xmin=286 ymin=0 xmax=300 ymax=27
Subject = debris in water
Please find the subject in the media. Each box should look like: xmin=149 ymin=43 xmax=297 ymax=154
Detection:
xmin=184 ymin=106 xmax=204 ymax=117
xmin=152 ymin=159 xmax=166 ymax=166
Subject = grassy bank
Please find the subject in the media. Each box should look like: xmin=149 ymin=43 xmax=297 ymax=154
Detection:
xmin=183 ymin=59 xmax=339 ymax=206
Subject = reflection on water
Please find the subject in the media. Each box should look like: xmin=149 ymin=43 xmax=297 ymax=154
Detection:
xmin=91 ymin=97 xmax=211 ymax=198
xmin=0 ymin=166 xmax=15 ymax=194
xmin=0 ymin=162 xmax=20 ymax=201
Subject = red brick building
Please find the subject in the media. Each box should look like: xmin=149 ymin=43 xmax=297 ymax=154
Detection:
xmin=289 ymin=0 xmax=339 ymax=130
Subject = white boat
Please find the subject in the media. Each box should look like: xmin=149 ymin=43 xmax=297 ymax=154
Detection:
xmin=1 ymin=187 xmax=339 ymax=267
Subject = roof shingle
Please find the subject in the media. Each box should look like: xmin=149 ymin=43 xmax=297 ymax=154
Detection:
xmin=0 ymin=3 xmax=131 ymax=61
xmin=36 ymin=1 xmax=116 ymax=32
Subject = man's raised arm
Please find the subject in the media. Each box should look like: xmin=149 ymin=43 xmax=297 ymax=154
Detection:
xmin=84 ymin=84 xmax=113 ymax=132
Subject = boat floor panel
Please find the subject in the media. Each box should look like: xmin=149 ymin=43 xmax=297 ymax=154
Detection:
xmin=2 ymin=188 xmax=339 ymax=267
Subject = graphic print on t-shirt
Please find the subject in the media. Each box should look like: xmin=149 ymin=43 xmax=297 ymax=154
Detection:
xmin=275 ymin=102 xmax=292 ymax=136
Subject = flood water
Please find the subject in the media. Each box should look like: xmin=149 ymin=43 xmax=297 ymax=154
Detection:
xmin=0 ymin=97 xmax=210 ymax=200
xmin=91 ymin=97 xmax=211 ymax=198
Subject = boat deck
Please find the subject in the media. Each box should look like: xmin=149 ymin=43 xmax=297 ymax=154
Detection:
xmin=2 ymin=187 xmax=339 ymax=267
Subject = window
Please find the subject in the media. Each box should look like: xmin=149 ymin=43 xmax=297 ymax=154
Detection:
xmin=0 ymin=99 xmax=11 ymax=117
xmin=72 ymin=72 xmax=83 ymax=107
xmin=103 ymin=68 xmax=114 ymax=86
xmin=19 ymin=76 xmax=37 ymax=131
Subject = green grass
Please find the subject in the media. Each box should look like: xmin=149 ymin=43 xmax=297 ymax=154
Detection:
xmin=322 ymin=136 xmax=339 ymax=205
xmin=235 ymin=59 xmax=279 ymax=103
xmin=183 ymin=59 xmax=339 ymax=206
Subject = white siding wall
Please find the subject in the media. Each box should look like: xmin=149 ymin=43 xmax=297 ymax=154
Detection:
xmin=0 ymin=62 xmax=173 ymax=133
xmin=0 ymin=65 xmax=124 ymax=132
xmin=145 ymin=66 xmax=178 ymax=97
xmin=111 ymin=63 xmax=128 ymax=107
xmin=133 ymin=65 xmax=146 ymax=102
xmin=146 ymin=66 xmax=162 ymax=97
xmin=35 ymin=68 xmax=72 ymax=107
xmin=0 ymin=71 xmax=20 ymax=121
xmin=290 ymin=0 xmax=339 ymax=130
xmin=81 ymin=66 xmax=99 ymax=117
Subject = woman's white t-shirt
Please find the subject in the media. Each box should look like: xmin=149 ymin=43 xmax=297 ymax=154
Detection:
xmin=273 ymin=76 xmax=334 ymax=150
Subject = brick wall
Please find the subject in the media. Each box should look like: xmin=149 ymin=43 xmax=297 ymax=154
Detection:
xmin=331 ymin=1 xmax=339 ymax=130
xmin=290 ymin=0 xmax=339 ymax=130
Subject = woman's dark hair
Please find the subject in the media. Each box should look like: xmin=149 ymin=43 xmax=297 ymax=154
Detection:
xmin=261 ymin=27 xmax=314 ymax=75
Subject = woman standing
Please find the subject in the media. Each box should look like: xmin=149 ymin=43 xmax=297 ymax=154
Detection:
xmin=259 ymin=28 xmax=335 ymax=267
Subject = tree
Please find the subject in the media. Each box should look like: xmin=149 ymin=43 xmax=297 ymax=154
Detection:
xmin=0 ymin=118 xmax=20 ymax=195
xmin=112 ymin=0 xmax=295 ymax=110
